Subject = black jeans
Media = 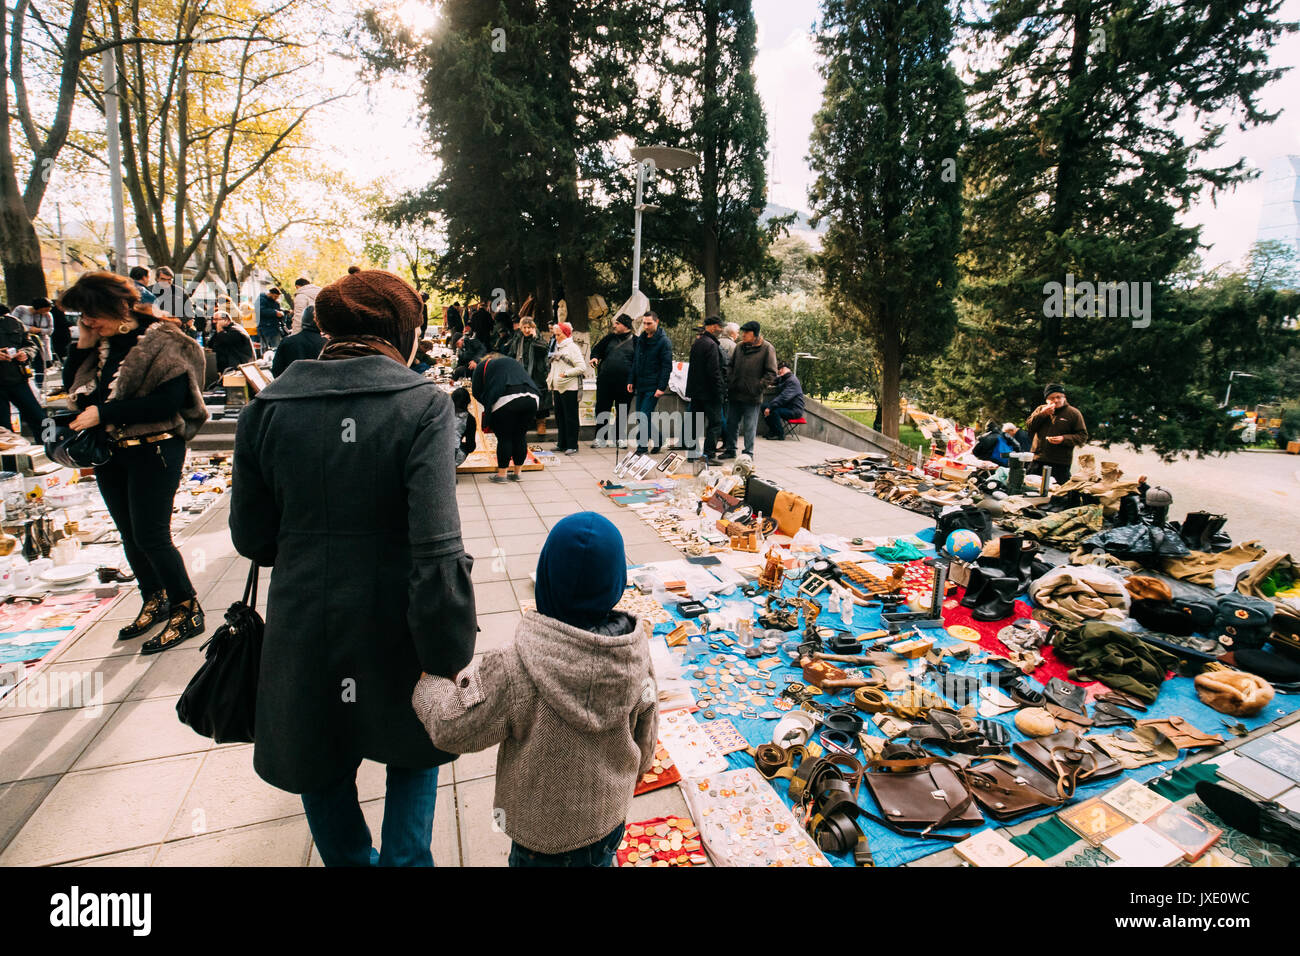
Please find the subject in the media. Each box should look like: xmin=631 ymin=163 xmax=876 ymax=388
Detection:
xmin=0 ymin=378 xmax=47 ymax=437
xmin=593 ymin=377 xmax=628 ymax=445
xmin=1033 ymin=459 xmax=1072 ymax=486
xmin=94 ymin=436 xmax=195 ymax=600
xmin=690 ymin=397 xmax=722 ymax=459
xmin=491 ymin=397 xmax=535 ymax=468
xmin=553 ymin=389 xmax=580 ymax=452
xmin=509 ymin=824 xmax=624 ymax=867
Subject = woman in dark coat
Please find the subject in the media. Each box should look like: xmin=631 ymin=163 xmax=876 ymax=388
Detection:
xmin=230 ymin=270 xmax=477 ymax=867
xmin=511 ymin=315 xmax=552 ymax=435
xmin=59 ymin=273 xmax=209 ymax=655
xmin=470 ymin=352 xmax=541 ymax=483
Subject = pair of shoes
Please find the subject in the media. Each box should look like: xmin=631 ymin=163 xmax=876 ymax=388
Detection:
xmin=141 ymin=598 xmax=205 ymax=655
xmin=488 ymin=474 xmax=509 ymax=483
xmin=118 ymin=590 xmax=169 ymax=640
xmin=506 ymin=473 xmax=521 ymax=481
xmin=719 ymin=450 xmax=736 ymax=460
xmin=564 ymin=449 xmax=579 ymax=456
xmin=589 ymin=440 xmax=605 ymax=448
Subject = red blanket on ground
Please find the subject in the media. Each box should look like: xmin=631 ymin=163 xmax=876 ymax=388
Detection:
xmin=941 ymin=588 xmax=1090 ymax=688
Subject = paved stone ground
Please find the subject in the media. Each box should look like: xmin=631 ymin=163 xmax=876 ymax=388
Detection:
xmin=1076 ymin=444 xmax=1300 ymax=555
xmin=0 ymin=433 xmax=928 ymax=867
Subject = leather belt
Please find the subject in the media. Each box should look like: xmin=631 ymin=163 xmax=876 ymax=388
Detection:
xmin=820 ymin=729 xmax=858 ymax=756
xmin=114 ymin=431 xmax=175 ymax=447
xmin=854 ymin=687 xmax=889 ymax=713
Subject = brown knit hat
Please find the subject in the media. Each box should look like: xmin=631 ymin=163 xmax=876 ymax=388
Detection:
xmin=314 ymin=270 xmax=422 ymax=347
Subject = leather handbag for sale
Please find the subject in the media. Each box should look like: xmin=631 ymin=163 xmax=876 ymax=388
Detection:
xmin=771 ymin=490 xmax=813 ymax=537
xmin=935 ymin=504 xmax=995 ymax=544
xmin=859 ymin=752 xmax=985 ymax=840
xmin=704 ymin=489 xmax=741 ymax=514
xmin=1013 ymin=730 xmax=1122 ymax=798
xmin=965 ymin=758 xmax=1066 ymax=821
xmin=744 ymin=475 xmax=780 ymax=518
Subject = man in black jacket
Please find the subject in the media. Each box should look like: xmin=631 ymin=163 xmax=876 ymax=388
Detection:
xmin=0 ymin=306 xmax=43 ymax=437
xmin=271 ymin=305 xmax=326 ymax=377
xmin=445 ymin=301 xmax=463 ymax=346
xmin=685 ymin=316 xmax=726 ymax=462
xmin=762 ymin=360 xmax=805 ymax=440
xmin=589 ymin=314 xmax=635 ymax=448
xmin=627 ymin=311 xmax=672 ymax=454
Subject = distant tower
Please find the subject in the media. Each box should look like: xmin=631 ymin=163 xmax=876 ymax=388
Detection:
xmin=1256 ymin=155 xmax=1300 ymax=256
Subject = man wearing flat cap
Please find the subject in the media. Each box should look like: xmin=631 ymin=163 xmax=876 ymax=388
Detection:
xmin=1025 ymin=383 xmax=1088 ymax=487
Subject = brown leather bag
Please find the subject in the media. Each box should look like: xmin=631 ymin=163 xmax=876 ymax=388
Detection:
xmin=965 ymin=759 xmax=1066 ymax=820
xmin=1013 ymin=730 xmax=1122 ymax=798
xmin=859 ymin=753 xmax=984 ymax=840
xmin=772 ymin=490 xmax=814 ymax=537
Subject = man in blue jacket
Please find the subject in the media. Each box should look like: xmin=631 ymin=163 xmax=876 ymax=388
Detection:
xmin=763 ymin=360 xmax=805 ymax=440
xmin=626 ymin=311 xmax=672 ymax=454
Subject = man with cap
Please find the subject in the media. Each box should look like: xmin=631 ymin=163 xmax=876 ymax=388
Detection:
xmin=685 ymin=316 xmax=726 ymax=463
xmin=762 ymin=359 xmax=805 ymax=440
xmin=1025 ymin=383 xmax=1089 ymax=486
xmin=626 ymin=311 xmax=672 ymax=455
xmin=721 ymin=320 xmax=777 ymax=459
xmin=230 ymin=268 xmax=476 ymax=867
xmin=590 ymin=313 xmax=636 ymax=447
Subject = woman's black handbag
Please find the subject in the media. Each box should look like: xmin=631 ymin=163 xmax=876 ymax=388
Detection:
xmin=43 ymin=411 xmax=113 ymax=468
xmin=176 ymin=563 xmax=264 ymax=743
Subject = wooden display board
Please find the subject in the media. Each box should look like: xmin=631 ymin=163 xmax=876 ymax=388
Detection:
xmin=455 ymin=392 xmax=545 ymax=474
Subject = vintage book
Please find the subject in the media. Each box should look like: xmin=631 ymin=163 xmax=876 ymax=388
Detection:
xmin=1147 ymin=805 xmax=1222 ymax=863
xmin=1279 ymin=722 xmax=1300 ymax=747
xmin=1101 ymin=779 xmax=1173 ymax=824
xmin=955 ymin=829 xmax=1028 ymax=868
xmin=1059 ymin=796 xmax=1133 ymax=846
xmin=1275 ymin=787 xmax=1300 ymax=814
xmin=1216 ymin=755 xmax=1294 ymax=802
xmin=1237 ymin=734 xmax=1300 ymax=785
xmin=1102 ymin=823 xmax=1184 ymax=867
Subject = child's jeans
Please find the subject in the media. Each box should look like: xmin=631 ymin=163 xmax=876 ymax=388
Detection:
xmin=508 ymin=824 xmax=625 ymax=867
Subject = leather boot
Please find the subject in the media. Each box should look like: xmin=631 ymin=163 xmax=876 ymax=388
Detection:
xmin=960 ymin=565 xmax=992 ymax=609
xmin=141 ymin=597 xmax=205 ymax=655
xmin=1117 ymin=494 xmax=1142 ymax=526
xmin=1196 ymin=781 xmax=1300 ymax=857
xmin=994 ymin=535 xmax=1022 ymax=577
xmin=118 ymin=591 xmax=170 ymax=640
xmin=972 ymin=572 xmax=1020 ymax=622
xmin=1200 ymin=514 xmax=1227 ymax=551
xmin=1179 ymin=511 xmax=1210 ymax=551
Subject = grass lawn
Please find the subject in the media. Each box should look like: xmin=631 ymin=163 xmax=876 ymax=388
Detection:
xmin=823 ymin=403 xmax=930 ymax=451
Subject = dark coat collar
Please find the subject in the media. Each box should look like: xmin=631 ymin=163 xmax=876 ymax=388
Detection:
xmin=255 ymin=354 xmax=427 ymax=401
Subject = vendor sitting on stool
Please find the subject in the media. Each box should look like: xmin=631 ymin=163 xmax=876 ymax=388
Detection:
xmin=1025 ymin=383 xmax=1089 ymax=486
xmin=763 ymin=359 xmax=805 ymax=440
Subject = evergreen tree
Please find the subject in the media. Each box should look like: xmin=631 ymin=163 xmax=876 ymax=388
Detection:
xmin=930 ymin=0 xmax=1296 ymax=454
xmin=808 ymin=0 xmax=966 ymax=439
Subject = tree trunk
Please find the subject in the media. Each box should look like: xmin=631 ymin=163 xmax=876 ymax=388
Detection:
xmin=879 ymin=313 xmax=902 ymax=440
xmin=700 ymin=0 xmax=721 ymax=320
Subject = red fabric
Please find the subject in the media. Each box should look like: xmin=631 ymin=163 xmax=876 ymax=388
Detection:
xmin=787 ymin=418 xmax=807 ymax=425
xmin=942 ymin=587 xmax=1092 ymax=688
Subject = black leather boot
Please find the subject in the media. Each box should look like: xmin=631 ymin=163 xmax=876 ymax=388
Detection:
xmin=1117 ymin=494 xmax=1142 ymax=526
xmin=141 ymin=597 xmax=205 ymax=655
xmin=1196 ymin=781 xmax=1300 ymax=857
xmin=972 ymin=572 xmax=1019 ymax=622
xmin=960 ymin=565 xmax=992 ymax=609
xmin=118 ymin=591 xmax=170 ymax=640
xmin=1179 ymin=511 xmax=1210 ymax=551
xmin=994 ymin=535 xmax=1023 ymax=577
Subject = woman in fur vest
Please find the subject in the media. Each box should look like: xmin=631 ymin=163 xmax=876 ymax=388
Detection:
xmin=59 ymin=272 xmax=209 ymax=654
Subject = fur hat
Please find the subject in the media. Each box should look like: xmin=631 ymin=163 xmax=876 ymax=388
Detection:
xmin=1125 ymin=576 xmax=1172 ymax=603
xmin=314 ymin=270 xmax=422 ymax=348
xmin=1194 ymin=668 xmax=1274 ymax=717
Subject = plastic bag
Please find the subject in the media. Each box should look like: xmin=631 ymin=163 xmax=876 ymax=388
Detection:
xmin=1082 ymin=522 xmax=1191 ymax=561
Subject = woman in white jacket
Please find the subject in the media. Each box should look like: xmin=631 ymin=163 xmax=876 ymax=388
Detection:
xmin=545 ymin=321 xmax=588 ymax=455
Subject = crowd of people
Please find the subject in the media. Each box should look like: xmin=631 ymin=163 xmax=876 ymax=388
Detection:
xmin=967 ymin=383 xmax=1090 ymax=484
xmin=446 ymin=301 xmax=807 ymax=477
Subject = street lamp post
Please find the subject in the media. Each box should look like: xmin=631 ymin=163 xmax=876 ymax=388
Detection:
xmin=793 ymin=352 xmax=820 ymax=380
xmin=628 ymin=146 xmax=701 ymax=299
xmin=1221 ymin=370 xmax=1257 ymax=409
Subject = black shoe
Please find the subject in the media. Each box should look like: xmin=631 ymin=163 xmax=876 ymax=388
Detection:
xmin=141 ymin=598 xmax=205 ymax=655
xmin=719 ymin=450 xmax=736 ymax=460
xmin=1196 ymin=781 xmax=1300 ymax=856
xmin=118 ymin=591 xmax=169 ymax=640
xmin=972 ymin=572 xmax=1020 ymax=622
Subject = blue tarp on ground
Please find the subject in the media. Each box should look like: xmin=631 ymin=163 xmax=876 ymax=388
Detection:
xmin=647 ymin=531 xmax=1300 ymax=868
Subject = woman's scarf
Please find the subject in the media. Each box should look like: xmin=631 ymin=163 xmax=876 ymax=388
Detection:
xmin=318 ymin=335 xmax=409 ymax=365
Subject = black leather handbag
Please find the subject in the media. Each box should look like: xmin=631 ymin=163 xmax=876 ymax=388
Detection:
xmin=176 ymin=563 xmax=263 ymax=743
xmin=43 ymin=411 xmax=113 ymax=468
xmin=744 ymin=475 xmax=780 ymax=518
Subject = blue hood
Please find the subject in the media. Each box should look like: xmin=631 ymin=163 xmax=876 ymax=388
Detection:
xmin=535 ymin=513 xmax=627 ymax=630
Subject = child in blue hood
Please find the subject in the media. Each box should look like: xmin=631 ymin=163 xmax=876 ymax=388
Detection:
xmin=413 ymin=511 xmax=658 ymax=866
